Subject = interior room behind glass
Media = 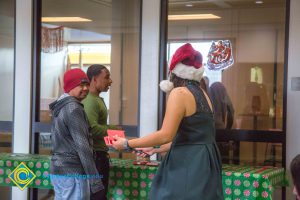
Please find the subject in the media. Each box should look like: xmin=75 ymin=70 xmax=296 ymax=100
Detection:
xmin=168 ymin=0 xmax=286 ymax=166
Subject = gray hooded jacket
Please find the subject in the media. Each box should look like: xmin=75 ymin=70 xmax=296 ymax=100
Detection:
xmin=49 ymin=94 xmax=104 ymax=193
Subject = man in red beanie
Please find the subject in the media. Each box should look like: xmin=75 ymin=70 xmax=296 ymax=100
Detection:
xmin=49 ymin=68 xmax=104 ymax=199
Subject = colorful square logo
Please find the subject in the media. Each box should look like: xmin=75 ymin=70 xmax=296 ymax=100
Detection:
xmin=8 ymin=162 xmax=36 ymax=190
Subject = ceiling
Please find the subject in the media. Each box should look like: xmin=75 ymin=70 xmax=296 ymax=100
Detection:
xmin=41 ymin=0 xmax=286 ymax=42
xmin=169 ymin=0 xmax=285 ymax=11
xmin=42 ymin=0 xmax=113 ymax=41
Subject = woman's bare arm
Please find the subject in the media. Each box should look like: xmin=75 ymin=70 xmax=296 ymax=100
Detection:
xmin=112 ymin=88 xmax=192 ymax=150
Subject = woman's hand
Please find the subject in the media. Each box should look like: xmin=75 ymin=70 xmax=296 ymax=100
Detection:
xmin=135 ymin=147 xmax=156 ymax=157
xmin=112 ymin=136 xmax=127 ymax=151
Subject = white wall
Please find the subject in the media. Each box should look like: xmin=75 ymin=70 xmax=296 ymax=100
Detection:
xmin=12 ymin=0 xmax=33 ymax=199
xmin=139 ymin=0 xmax=161 ymax=137
xmin=286 ymin=0 xmax=300 ymax=165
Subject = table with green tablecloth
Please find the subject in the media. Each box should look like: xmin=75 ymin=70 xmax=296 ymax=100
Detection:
xmin=108 ymin=159 xmax=287 ymax=200
xmin=108 ymin=159 xmax=157 ymax=200
xmin=0 ymin=153 xmax=286 ymax=200
xmin=221 ymin=164 xmax=286 ymax=200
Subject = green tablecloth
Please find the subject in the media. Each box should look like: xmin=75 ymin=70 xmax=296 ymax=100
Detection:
xmin=108 ymin=159 xmax=157 ymax=200
xmin=0 ymin=153 xmax=286 ymax=200
xmin=222 ymin=164 xmax=286 ymax=200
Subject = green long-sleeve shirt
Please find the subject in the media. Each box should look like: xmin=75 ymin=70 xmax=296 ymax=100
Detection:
xmin=82 ymin=93 xmax=117 ymax=152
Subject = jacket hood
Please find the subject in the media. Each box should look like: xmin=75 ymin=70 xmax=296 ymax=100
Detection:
xmin=49 ymin=95 xmax=81 ymax=117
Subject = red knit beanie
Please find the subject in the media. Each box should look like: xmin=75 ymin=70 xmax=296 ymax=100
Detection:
xmin=63 ymin=68 xmax=89 ymax=93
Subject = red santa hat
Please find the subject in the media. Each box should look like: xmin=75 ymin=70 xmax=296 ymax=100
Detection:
xmin=160 ymin=43 xmax=204 ymax=92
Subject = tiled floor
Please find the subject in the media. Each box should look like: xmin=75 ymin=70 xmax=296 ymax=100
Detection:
xmin=0 ymin=187 xmax=296 ymax=200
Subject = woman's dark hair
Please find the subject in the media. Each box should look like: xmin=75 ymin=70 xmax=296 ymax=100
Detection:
xmin=210 ymin=82 xmax=234 ymax=129
xmin=200 ymin=78 xmax=208 ymax=93
xmin=86 ymin=64 xmax=107 ymax=81
xmin=291 ymin=154 xmax=300 ymax=195
xmin=170 ymin=73 xmax=200 ymax=88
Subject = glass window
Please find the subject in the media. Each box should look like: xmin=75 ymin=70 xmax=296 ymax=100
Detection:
xmin=37 ymin=1 xmax=141 ymax=197
xmin=67 ymin=43 xmax=111 ymax=108
xmin=239 ymin=141 xmax=282 ymax=167
xmin=0 ymin=0 xmax=14 ymax=198
xmin=39 ymin=132 xmax=52 ymax=155
xmin=39 ymin=0 xmax=141 ymax=128
xmin=168 ymin=0 xmax=286 ymax=131
xmin=0 ymin=0 xmax=14 ymax=122
xmin=167 ymin=0 xmax=286 ymax=167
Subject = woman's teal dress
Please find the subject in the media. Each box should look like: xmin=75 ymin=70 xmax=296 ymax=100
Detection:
xmin=149 ymin=84 xmax=223 ymax=200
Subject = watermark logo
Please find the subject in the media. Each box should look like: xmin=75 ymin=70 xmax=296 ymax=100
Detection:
xmin=8 ymin=162 xmax=36 ymax=190
xmin=50 ymin=174 xmax=103 ymax=179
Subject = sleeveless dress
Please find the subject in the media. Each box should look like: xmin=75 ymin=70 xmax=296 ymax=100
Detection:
xmin=149 ymin=83 xmax=224 ymax=200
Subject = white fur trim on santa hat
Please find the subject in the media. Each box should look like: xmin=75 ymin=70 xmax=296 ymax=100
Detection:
xmin=172 ymin=63 xmax=204 ymax=81
xmin=159 ymin=80 xmax=174 ymax=93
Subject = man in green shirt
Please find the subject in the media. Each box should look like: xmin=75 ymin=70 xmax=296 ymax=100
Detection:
xmin=83 ymin=64 xmax=119 ymax=200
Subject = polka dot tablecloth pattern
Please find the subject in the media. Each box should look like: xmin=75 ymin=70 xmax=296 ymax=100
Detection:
xmin=0 ymin=153 xmax=286 ymax=200
xmin=108 ymin=159 xmax=158 ymax=200
xmin=222 ymin=164 xmax=286 ymax=200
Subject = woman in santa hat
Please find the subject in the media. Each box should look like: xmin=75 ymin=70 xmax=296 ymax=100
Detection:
xmin=112 ymin=43 xmax=223 ymax=200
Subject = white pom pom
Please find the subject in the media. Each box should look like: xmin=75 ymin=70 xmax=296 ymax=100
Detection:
xmin=159 ymin=80 xmax=174 ymax=93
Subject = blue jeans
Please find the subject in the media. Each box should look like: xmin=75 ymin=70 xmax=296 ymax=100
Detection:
xmin=51 ymin=175 xmax=90 ymax=200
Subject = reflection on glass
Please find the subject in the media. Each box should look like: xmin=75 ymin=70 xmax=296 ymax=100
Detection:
xmin=216 ymin=141 xmax=283 ymax=167
xmin=39 ymin=132 xmax=52 ymax=155
xmin=0 ymin=132 xmax=12 ymax=200
xmin=0 ymin=1 xmax=14 ymax=197
xmin=0 ymin=0 xmax=14 ymax=121
xmin=239 ymin=142 xmax=282 ymax=167
xmin=0 ymin=132 xmax=12 ymax=153
xmin=168 ymin=0 xmax=286 ymax=131
xmin=251 ymin=96 xmax=261 ymax=114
